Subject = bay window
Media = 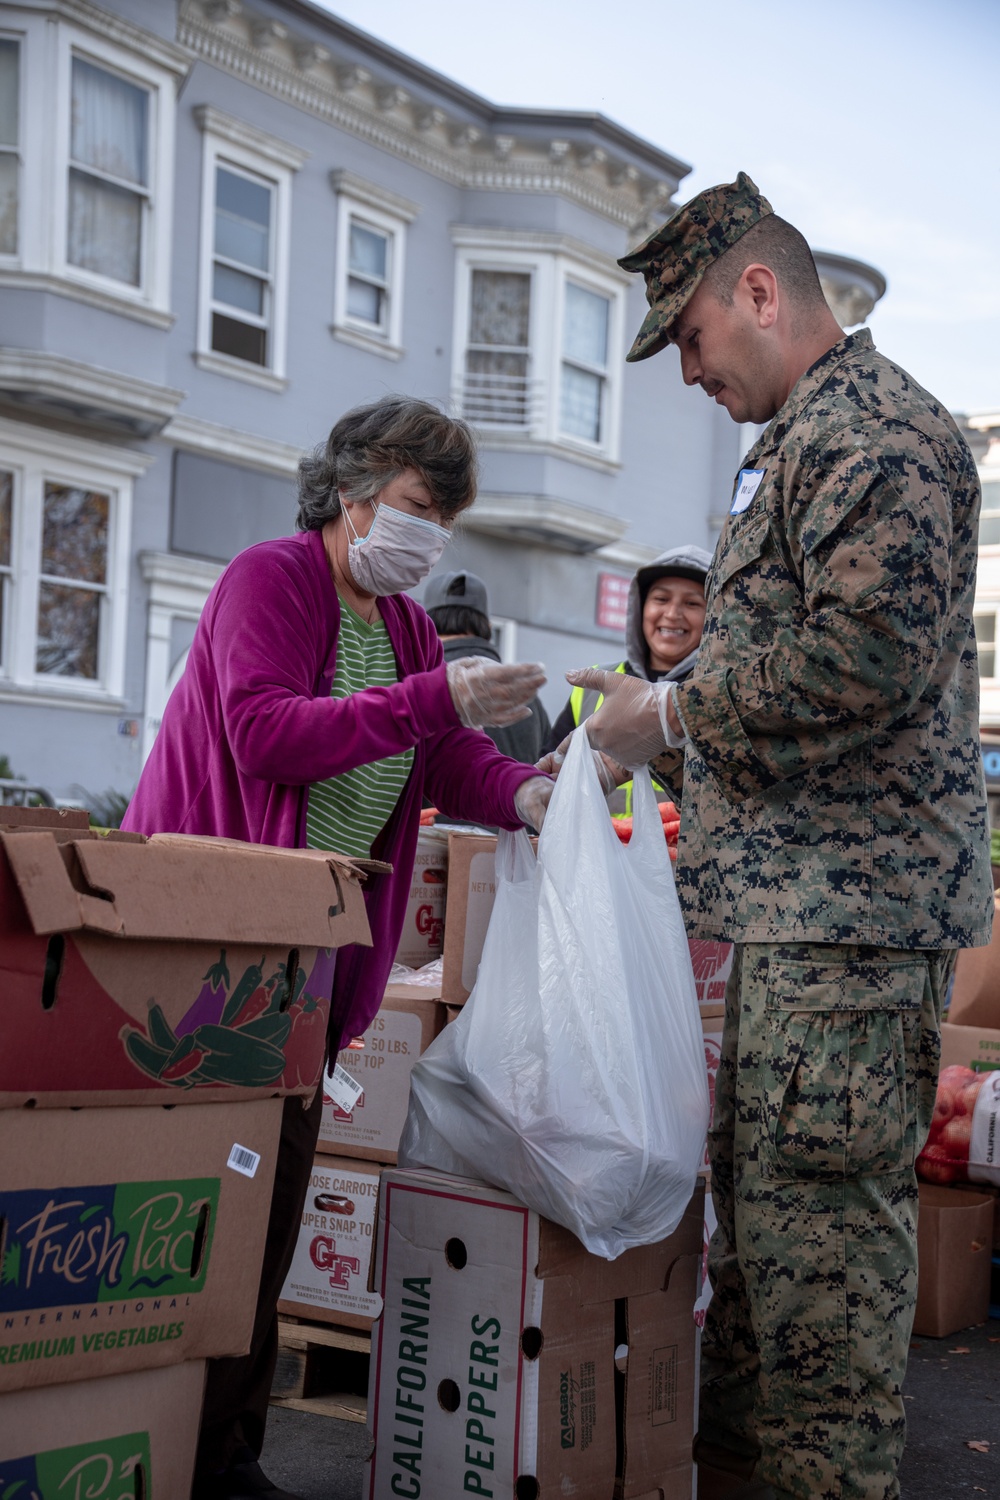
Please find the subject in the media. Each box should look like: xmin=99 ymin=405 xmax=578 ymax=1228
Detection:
xmin=0 ymin=421 xmax=146 ymax=701
xmin=451 ymin=229 xmax=626 ymax=465
xmin=67 ymin=55 xmax=149 ymax=288
xmin=465 ymin=269 xmax=533 ymax=425
xmin=0 ymin=10 xmax=182 ymax=321
xmin=560 ymin=280 xmax=611 ymax=444
xmin=0 ymin=37 xmax=19 ymax=257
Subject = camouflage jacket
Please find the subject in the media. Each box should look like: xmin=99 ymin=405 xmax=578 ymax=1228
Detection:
xmin=654 ymin=330 xmax=992 ymax=948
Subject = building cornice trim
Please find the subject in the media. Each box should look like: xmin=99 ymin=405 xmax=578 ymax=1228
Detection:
xmin=163 ymin=412 xmax=302 ymax=477
xmin=0 ymin=350 xmax=184 ymax=439
xmin=329 ymin=169 xmax=419 ymax=223
xmin=449 ymin=225 xmax=631 ymax=283
xmin=461 ymin=492 xmax=627 ymax=553
xmin=0 ymin=271 xmax=175 ymax=329
xmin=139 ymin=549 xmax=226 ymax=599
xmin=594 ymin=539 xmax=665 ymax=568
xmin=178 ymin=2 xmax=684 ymax=228
xmin=193 ymin=104 xmax=310 ymax=171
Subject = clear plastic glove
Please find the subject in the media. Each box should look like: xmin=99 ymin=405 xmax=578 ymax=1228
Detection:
xmin=564 ymin=667 xmax=669 ymax=770
xmin=447 ymin=658 xmax=546 ymax=729
xmin=536 ymin=737 xmax=627 ymax=795
xmin=513 ymin=774 xmax=553 ymax=832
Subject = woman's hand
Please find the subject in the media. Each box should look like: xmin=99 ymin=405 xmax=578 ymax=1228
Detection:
xmin=535 ymin=738 xmax=627 ymax=794
xmin=513 ymin=774 xmax=553 ymax=832
xmin=447 ymin=658 xmax=546 ymax=729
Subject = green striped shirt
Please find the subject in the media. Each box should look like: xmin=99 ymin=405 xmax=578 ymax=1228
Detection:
xmin=306 ymin=600 xmax=414 ymax=858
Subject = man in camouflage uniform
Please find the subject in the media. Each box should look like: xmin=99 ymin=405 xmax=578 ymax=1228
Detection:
xmin=567 ymin=175 xmax=993 ymax=1499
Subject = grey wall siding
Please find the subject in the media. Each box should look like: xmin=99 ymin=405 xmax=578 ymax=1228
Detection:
xmin=172 ymin=452 xmax=298 ymax=561
xmin=0 ymin=700 xmax=147 ymax=803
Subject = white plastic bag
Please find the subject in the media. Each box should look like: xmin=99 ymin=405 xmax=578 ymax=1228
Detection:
xmin=399 ymin=727 xmax=709 ymax=1258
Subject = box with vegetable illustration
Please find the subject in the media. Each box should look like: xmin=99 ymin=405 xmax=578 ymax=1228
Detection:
xmin=0 ymin=828 xmax=376 ymax=1107
xmin=0 ymin=1098 xmax=281 ymax=1392
xmin=0 ymin=1359 xmax=205 ymax=1498
xmin=366 ymin=1168 xmax=703 ymax=1500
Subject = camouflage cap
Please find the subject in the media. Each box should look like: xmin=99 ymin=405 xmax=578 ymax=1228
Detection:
xmin=619 ymin=171 xmax=773 ymax=363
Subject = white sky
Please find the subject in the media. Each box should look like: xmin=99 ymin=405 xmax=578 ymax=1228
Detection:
xmin=315 ymin=0 xmax=999 ymax=415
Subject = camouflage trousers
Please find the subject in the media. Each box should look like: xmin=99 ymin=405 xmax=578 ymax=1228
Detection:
xmin=698 ymin=942 xmax=954 ymax=1500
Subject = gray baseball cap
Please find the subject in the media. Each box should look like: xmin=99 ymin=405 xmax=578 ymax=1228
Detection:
xmin=423 ymin=570 xmax=490 ymax=615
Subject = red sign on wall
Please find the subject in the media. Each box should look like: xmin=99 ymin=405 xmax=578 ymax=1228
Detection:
xmin=596 ymin=571 xmax=631 ymax=632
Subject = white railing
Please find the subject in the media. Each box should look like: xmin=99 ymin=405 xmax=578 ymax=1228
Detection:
xmin=453 ymin=371 xmax=546 ymax=430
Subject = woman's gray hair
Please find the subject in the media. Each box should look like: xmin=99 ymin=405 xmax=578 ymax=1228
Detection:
xmin=296 ymin=395 xmax=478 ymax=531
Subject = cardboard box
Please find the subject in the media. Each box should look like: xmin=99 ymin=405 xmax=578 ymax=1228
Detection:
xmin=701 ymin=1007 xmax=724 ymax=1176
xmin=948 ymin=897 xmax=1000 ymax=1028
xmin=0 ymin=828 xmax=373 ymax=1107
xmin=278 ymin=1155 xmax=382 ymax=1330
xmin=939 ymin=1020 xmax=1000 ymax=1075
xmin=393 ymin=829 xmax=449 ymax=968
xmin=693 ymin=1175 xmax=717 ymax=1333
xmin=441 ymin=830 xmax=731 ymax=1013
xmin=0 ymin=1098 xmax=281 ymax=1391
xmin=318 ymin=985 xmax=445 ymax=1163
xmin=913 ymin=1183 xmax=994 ymax=1337
xmin=688 ymin=940 xmax=734 ymax=1011
xmin=366 ymin=1167 xmax=704 ymax=1500
xmin=0 ymin=1358 xmax=204 ymax=1496
xmin=951 ymin=1181 xmax=1000 ymax=1252
xmin=441 ymin=832 xmax=501 ymax=1005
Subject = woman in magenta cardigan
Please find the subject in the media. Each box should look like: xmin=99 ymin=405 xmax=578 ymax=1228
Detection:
xmin=124 ymin=396 xmax=550 ymax=1500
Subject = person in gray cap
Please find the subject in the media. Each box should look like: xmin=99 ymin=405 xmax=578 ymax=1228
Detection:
xmin=424 ymin=569 xmax=551 ymax=765
xmin=560 ymin=174 xmax=990 ymax=1500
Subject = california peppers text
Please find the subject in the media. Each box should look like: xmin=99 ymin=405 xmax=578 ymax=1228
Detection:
xmin=389 ymin=1278 xmax=501 ymax=1497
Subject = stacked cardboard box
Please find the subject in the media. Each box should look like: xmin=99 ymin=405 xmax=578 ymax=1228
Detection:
xmin=366 ymin=1167 xmax=705 ymax=1500
xmin=279 ymin=966 xmax=447 ymax=1328
xmin=0 ymin=808 xmax=372 ymax=1486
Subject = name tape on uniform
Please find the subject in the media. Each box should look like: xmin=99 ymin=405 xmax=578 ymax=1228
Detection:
xmin=325 ymin=1061 xmax=365 ymax=1114
xmin=731 ymin=468 xmax=766 ymax=514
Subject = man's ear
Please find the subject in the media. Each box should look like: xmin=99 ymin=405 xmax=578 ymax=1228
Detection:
xmin=740 ymin=263 xmax=779 ymax=330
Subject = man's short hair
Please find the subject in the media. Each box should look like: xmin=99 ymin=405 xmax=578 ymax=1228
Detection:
xmin=705 ymin=214 xmax=826 ymax=312
xmin=427 ymin=604 xmax=492 ymax=641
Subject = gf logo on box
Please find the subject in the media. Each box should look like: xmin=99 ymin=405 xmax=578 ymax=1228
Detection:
xmin=309 ymin=1234 xmax=360 ymax=1290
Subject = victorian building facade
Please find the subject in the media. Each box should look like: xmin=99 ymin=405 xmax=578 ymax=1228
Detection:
xmin=0 ymin=0 xmax=883 ymax=801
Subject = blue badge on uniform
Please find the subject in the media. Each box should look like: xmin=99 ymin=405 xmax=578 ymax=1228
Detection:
xmin=730 ymin=468 xmax=766 ymax=515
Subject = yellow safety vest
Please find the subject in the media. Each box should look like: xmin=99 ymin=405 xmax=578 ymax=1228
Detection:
xmin=570 ymin=662 xmax=634 ymax=817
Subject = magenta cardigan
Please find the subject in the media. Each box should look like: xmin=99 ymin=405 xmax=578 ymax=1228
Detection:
xmin=122 ymin=528 xmax=538 ymax=1042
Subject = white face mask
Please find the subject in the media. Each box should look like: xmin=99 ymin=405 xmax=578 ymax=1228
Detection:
xmin=342 ymin=498 xmax=452 ymax=596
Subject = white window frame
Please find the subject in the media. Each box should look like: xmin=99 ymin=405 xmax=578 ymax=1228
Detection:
xmin=330 ymin=170 xmax=417 ymax=361
xmin=975 ymin=607 xmax=999 ymax=683
xmin=555 ymin=272 xmax=621 ymax=456
xmin=194 ymin=108 xmax=306 ymax=392
xmin=450 ymin=229 xmax=628 ymax=468
xmin=979 ymin=478 xmax=1000 ymax=549
xmin=0 ymin=30 xmax=23 ymax=265
xmin=0 ymin=418 xmax=150 ymax=705
xmin=0 ymin=8 xmax=181 ymax=323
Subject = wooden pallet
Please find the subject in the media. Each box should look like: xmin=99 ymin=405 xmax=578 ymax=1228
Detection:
xmin=270 ymin=1317 xmax=372 ymax=1423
